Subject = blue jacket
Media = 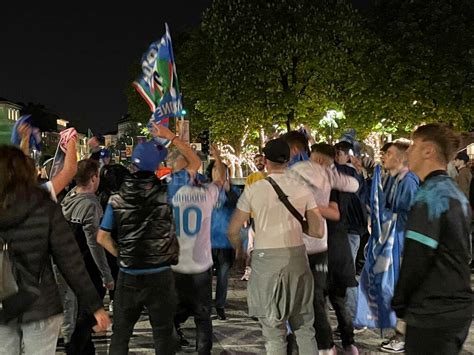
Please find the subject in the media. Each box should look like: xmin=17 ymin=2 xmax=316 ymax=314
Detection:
xmin=211 ymin=186 xmax=240 ymax=249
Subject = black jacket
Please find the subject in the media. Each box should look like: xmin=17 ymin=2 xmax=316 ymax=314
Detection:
xmin=392 ymin=171 xmax=473 ymax=327
xmin=0 ymin=189 xmax=103 ymax=324
xmin=108 ymin=172 xmax=179 ymax=269
xmin=327 ymin=190 xmax=357 ymax=289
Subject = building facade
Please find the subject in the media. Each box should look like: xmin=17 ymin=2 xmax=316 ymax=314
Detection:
xmin=0 ymin=99 xmax=21 ymax=144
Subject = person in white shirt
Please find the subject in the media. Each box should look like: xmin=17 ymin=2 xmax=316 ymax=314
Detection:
xmin=228 ymin=138 xmax=324 ymax=355
xmin=287 ymin=145 xmax=359 ymax=354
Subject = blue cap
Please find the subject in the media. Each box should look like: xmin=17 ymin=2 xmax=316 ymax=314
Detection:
xmin=131 ymin=141 xmax=168 ymax=172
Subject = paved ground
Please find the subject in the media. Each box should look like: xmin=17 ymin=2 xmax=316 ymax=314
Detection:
xmin=57 ymin=271 xmax=474 ymax=354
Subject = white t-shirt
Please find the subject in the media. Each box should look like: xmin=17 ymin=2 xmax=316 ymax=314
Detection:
xmin=237 ymin=173 xmax=317 ymax=250
xmin=288 ymin=161 xmax=358 ymax=254
xmin=171 ymin=183 xmax=220 ymax=274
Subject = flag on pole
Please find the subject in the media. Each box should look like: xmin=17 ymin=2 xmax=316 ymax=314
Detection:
xmin=133 ymin=23 xmax=183 ymax=121
xmin=354 ymin=164 xmax=398 ymax=330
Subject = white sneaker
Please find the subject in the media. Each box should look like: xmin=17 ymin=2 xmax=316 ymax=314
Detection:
xmin=380 ymin=339 xmax=405 ymax=353
xmin=241 ymin=267 xmax=251 ymax=281
xmin=353 ymin=326 xmax=367 ymax=334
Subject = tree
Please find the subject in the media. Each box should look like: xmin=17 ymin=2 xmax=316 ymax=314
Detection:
xmin=362 ymin=0 xmax=474 ymax=131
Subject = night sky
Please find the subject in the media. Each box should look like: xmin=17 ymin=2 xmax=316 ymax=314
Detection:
xmin=0 ymin=2 xmax=211 ymax=134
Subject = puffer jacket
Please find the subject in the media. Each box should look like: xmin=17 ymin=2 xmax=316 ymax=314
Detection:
xmin=108 ymin=171 xmax=179 ymax=269
xmin=0 ymin=188 xmax=103 ymax=324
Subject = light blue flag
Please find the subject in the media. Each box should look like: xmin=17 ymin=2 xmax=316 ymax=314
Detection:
xmin=354 ymin=164 xmax=398 ymax=329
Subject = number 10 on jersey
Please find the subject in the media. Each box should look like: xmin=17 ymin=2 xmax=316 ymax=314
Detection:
xmin=173 ymin=205 xmax=202 ymax=237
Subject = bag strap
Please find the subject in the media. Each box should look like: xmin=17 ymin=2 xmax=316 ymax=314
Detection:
xmin=265 ymin=176 xmax=306 ymax=226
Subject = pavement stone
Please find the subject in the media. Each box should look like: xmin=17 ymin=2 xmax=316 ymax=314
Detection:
xmin=56 ymin=271 xmax=474 ymax=354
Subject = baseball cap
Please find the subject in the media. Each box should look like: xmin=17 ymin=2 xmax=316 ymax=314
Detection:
xmin=262 ymin=138 xmax=290 ymax=163
xmin=131 ymin=141 xmax=168 ymax=172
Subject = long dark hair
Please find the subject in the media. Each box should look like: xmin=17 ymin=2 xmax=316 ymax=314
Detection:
xmin=0 ymin=145 xmax=39 ymax=210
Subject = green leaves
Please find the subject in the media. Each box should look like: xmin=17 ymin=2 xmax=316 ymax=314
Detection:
xmin=126 ymin=0 xmax=472 ymax=153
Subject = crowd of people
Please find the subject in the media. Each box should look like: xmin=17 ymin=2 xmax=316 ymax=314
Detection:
xmin=0 ymin=121 xmax=472 ymax=355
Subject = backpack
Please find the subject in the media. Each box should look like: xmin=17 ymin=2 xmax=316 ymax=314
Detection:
xmin=0 ymin=233 xmax=46 ymax=322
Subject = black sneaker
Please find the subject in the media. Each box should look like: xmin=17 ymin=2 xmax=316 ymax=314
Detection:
xmin=216 ymin=307 xmax=226 ymax=320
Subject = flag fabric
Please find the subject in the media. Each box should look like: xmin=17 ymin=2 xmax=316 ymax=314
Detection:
xmin=133 ymin=23 xmax=183 ymax=146
xmin=133 ymin=23 xmax=183 ymax=122
xmin=354 ymin=164 xmax=398 ymax=329
xmin=11 ymin=114 xmax=42 ymax=152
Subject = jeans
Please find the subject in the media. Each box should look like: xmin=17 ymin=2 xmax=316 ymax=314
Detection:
xmin=307 ymin=252 xmax=332 ymax=350
xmin=174 ymin=269 xmax=213 ymax=355
xmin=260 ymin=313 xmax=318 ymax=355
xmin=328 ymin=285 xmax=354 ymax=348
xmin=405 ymin=319 xmax=471 ymax=355
xmin=212 ymin=248 xmax=234 ymax=309
xmin=346 ymin=233 xmax=360 ymax=318
xmin=0 ymin=314 xmax=62 ymax=355
xmin=110 ymin=269 xmax=177 ymax=355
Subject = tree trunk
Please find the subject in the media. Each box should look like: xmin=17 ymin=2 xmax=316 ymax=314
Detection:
xmin=286 ymin=110 xmax=294 ymax=131
xmin=259 ymin=127 xmax=265 ymax=151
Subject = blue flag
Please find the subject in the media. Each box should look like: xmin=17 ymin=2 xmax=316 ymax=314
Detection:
xmin=354 ymin=165 xmax=398 ymax=329
xmin=11 ymin=114 xmax=42 ymax=152
xmin=133 ymin=23 xmax=183 ymax=146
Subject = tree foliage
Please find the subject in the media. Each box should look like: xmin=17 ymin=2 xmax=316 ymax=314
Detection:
xmin=126 ymin=0 xmax=473 ymax=155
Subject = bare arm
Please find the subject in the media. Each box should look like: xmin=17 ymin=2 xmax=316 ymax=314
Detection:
xmin=97 ymin=229 xmax=119 ymax=257
xmin=210 ymin=144 xmax=227 ymax=189
xmin=51 ymin=138 xmax=78 ymax=196
xmin=151 ymin=123 xmax=201 ymax=173
xmin=306 ymin=207 xmax=324 ymax=238
xmin=318 ymin=201 xmax=340 ymax=221
xmin=228 ymin=209 xmax=250 ymax=249
xmin=18 ymin=124 xmax=31 ymax=155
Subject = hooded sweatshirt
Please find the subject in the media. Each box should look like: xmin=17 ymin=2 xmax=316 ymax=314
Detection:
xmin=61 ymin=188 xmax=113 ymax=284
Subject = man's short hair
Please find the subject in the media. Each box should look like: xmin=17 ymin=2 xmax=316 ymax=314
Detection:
xmin=334 ymin=141 xmax=353 ymax=154
xmin=281 ymin=131 xmax=308 ymax=153
xmin=455 ymin=150 xmax=469 ymax=163
xmin=311 ymin=143 xmax=336 ymax=160
xmin=392 ymin=139 xmax=411 ymax=154
xmin=412 ymin=123 xmax=461 ymax=164
xmin=381 ymin=142 xmax=393 ymax=153
xmin=75 ymin=159 xmax=100 ymax=186
xmin=254 ymin=153 xmax=264 ymax=160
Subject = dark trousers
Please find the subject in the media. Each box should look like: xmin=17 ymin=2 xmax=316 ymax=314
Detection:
xmin=308 ymin=252 xmax=333 ymax=350
xmin=405 ymin=319 xmax=471 ymax=355
xmin=65 ymin=312 xmax=96 ymax=355
xmin=105 ymin=251 xmax=119 ymax=301
xmin=67 ymin=253 xmax=106 ymax=355
xmin=212 ymin=248 xmax=234 ymax=309
xmin=328 ymin=285 xmax=354 ymax=348
xmin=174 ymin=269 xmax=213 ymax=355
xmin=110 ymin=269 xmax=177 ymax=355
